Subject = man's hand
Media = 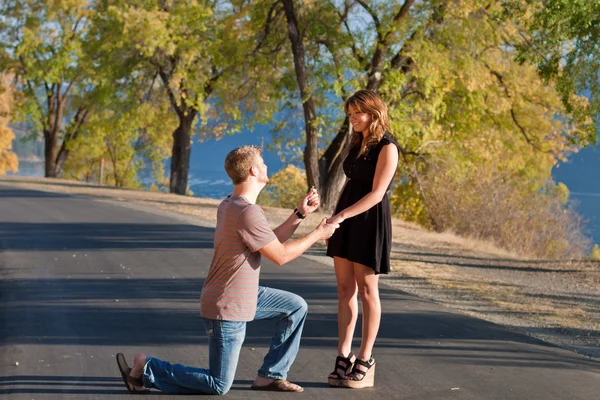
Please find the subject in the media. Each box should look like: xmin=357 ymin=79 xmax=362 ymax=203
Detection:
xmin=315 ymin=218 xmax=339 ymax=241
xmin=297 ymin=187 xmax=320 ymax=215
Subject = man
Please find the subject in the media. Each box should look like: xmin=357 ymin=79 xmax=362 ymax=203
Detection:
xmin=116 ymin=145 xmax=338 ymax=394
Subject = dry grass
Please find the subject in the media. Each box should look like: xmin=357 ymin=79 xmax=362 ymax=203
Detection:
xmin=421 ymin=164 xmax=590 ymax=259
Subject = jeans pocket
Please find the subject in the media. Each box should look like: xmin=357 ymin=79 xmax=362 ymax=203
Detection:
xmin=204 ymin=319 xmax=215 ymax=339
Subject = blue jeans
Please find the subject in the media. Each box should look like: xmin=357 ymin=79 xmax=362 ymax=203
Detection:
xmin=141 ymin=286 xmax=308 ymax=395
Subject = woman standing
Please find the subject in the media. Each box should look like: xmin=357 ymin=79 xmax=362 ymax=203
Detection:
xmin=326 ymin=90 xmax=399 ymax=389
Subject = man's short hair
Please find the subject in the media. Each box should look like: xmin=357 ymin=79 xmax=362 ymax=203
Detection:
xmin=224 ymin=145 xmax=262 ymax=185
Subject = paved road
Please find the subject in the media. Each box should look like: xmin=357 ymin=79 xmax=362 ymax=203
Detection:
xmin=0 ymin=184 xmax=599 ymax=400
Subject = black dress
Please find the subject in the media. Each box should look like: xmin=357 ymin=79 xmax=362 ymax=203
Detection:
xmin=326 ymin=132 xmax=398 ymax=274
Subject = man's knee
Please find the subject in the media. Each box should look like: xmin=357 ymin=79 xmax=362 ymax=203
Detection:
xmin=294 ymin=295 xmax=308 ymax=316
xmin=299 ymin=297 xmax=308 ymax=316
xmin=212 ymin=380 xmax=232 ymax=395
xmin=283 ymin=291 xmax=308 ymax=316
xmin=213 ymin=387 xmax=229 ymax=396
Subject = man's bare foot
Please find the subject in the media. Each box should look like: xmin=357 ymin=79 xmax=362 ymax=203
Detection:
xmin=252 ymin=376 xmax=303 ymax=392
xmin=129 ymin=353 xmax=147 ymax=390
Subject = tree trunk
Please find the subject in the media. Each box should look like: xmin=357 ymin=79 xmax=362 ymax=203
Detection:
xmin=282 ymin=0 xmax=320 ymax=191
xmin=169 ymin=112 xmax=196 ymax=194
xmin=43 ymin=129 xmax=59 ymax=178
xmin=55 ymin=108 xmax=89 ymax=176
xmin=318 ymin=117 xmax=351 ymax=212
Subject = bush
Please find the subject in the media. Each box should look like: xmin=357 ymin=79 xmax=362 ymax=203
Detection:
xmin=258 ymin=164 xmax=307 ymax=209
xmin=403 ymin=163 xmax=590 ymax=259
xmin=591 ymin=245 xmax=600 ymax=260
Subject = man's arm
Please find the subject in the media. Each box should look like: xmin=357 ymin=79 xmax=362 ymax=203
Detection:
xmin=260 ymin=218 xmax=337 ymax=266
xmin=272 ymin=212 xmax=303 ymax=244
xmin=272 ymin=188 xmax=320 ymax=243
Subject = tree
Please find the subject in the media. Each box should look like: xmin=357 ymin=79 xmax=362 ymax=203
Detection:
xmin=0 ymin=0 xmax=97 ymax=177
xmin=251 ymin=0 xmax=422 ymax=210
xmin=62 ymin=95 xmax=175 ymax=188
xmin=510 ymin=0 xmax=599 ymax=143
xmin=95 ymin=0 xmax=275 ymax=194
xmin=0 ymin=76 xmax=18 ymax=175
xmin=250 ymin=0 xmax=594 ymax=216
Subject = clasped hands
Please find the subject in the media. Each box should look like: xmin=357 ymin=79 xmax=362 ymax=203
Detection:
xmin=296 ymin=188 xmax=343 ymax=241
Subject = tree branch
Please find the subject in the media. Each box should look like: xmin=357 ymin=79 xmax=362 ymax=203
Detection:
xmin=486 ymin=63 xmax=552 ymax=154
xmin=254 ymin=1 xmax=283 ymax=55
xmin=356 ymin=0 xmax=381 ymax=32
xmin=62 ymin=75 xmax=79 ymax=100
xmin=315 ymin=38 xmax=347 ymax=99
xmin=337 ymin=0 xmax=365 ymax=65
xmin=382 ymin=0 xmax=416 ymax=44
xmin=365 ymin=0 xmax=417 ymax=90
xmin=158 ymin=68 xmax=183 ymax=118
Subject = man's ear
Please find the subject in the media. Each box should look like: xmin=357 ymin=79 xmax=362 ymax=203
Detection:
xmin=249 ymin=165 xmax=259 ymax=177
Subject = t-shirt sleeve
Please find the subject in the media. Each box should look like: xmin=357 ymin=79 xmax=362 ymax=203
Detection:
xmin=237 ymin=205 xmax=277 ymax=252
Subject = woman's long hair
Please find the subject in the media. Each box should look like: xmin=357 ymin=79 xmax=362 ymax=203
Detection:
xmin=345 ymin=90 xmax=391 ymax=156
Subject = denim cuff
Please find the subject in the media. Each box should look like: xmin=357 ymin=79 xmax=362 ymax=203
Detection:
xmin=257 ymin=373 xmax=286 ymax=380
xmin=142 ymin=356 xmax=153 ymax=388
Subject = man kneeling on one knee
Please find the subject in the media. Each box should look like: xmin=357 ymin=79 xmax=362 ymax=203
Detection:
xmin=116 ymin=145 xmax=338 ymax=394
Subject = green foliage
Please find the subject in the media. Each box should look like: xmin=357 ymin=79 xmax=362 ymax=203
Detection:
xmin=509 ymin=0 xmax=600 ymax=145
xmin=258 ymin=164 xmax=307 ymax=209
xmin=93 ymin=0 xmax=278 ymax=139
xmin=0 ymin=0 xmax=107 ymax=176
xmin=63 ymin=98 xmax=174 ymax=187
xmin=390 ymin=179 xmax=430 ymax=227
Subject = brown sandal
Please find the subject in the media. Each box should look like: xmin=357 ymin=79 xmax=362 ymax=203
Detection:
xmin=116 ymin=353 xmax=149 ymax=394
xmin=327 ymin=352 xmax=355 ymax=387
xmin=341 ymin=356 xmax=376 ymax=389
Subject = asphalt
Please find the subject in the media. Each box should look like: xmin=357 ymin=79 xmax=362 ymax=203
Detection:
xmin=0 ymin=184 xmax=599 ymax=399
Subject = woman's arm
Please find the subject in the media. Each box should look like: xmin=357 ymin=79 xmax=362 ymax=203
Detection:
xmin=328 ymin=144 xmax=398 ymax=224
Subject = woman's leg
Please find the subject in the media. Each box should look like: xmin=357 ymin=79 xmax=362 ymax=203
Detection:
xmin=353 ymin=262 xmax=380 ymax=362
xmin=334 ymin=256 xmax=358 ymax=358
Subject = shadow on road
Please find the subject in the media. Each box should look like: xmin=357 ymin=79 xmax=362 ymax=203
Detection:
xmin=0 ymin=375 xmax=124 ymax=395
xmin=0 ymin=188 xmax=72 ymax=198
xmin=0 ymin=222 xmax=215 ymax=251
xmin=1 ymin=276 xmax=598 ymax=371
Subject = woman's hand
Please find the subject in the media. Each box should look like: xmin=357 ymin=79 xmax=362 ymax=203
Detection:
xmin=327 ymin=213 xmax=345 ymax=225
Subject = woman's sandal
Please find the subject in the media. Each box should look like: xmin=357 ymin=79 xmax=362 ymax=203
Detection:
xmin=116 ymin=353 xmax=149 ymax=394
xmin=327 ymin=352 xmax=356 ymax=387
xmin=341 ymin=356 xmax=376 ymax=389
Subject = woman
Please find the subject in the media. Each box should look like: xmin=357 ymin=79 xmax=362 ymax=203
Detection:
xmin=326 ymin=90 xmax=399 ymax=389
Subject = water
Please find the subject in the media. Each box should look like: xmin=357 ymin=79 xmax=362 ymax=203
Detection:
xmin=11 ymin=129 xmax=283 ymax=202
xmin=552 ymin=145 xmax=600 ymax=245
xmin=10 ymin=161 xmax=44 ymax=178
